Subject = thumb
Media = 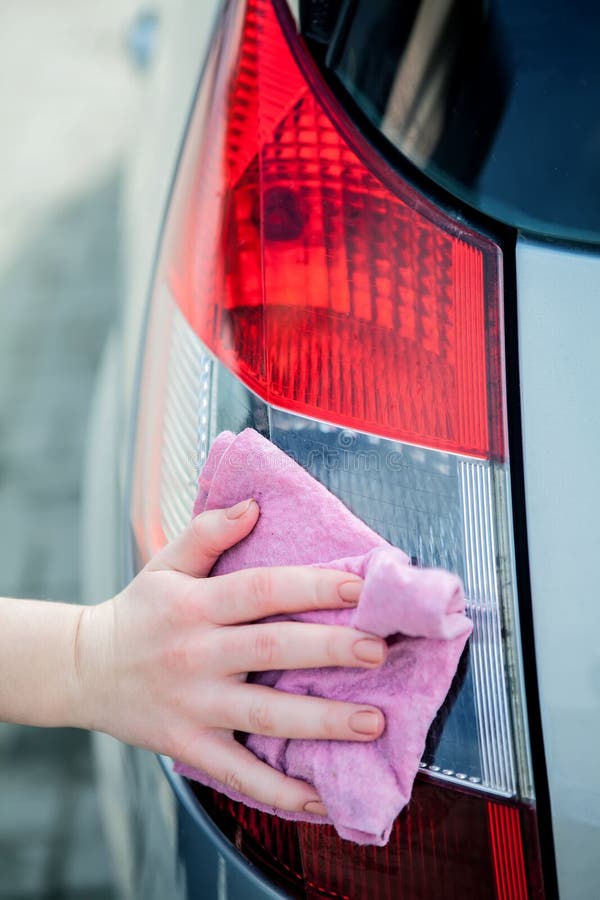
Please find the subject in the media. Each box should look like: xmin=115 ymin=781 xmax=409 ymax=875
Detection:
xmin=146 ymin=499 xmax=259 ymax=577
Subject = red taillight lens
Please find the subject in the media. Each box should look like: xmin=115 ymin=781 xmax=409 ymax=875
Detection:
xmin=167 ymin=0 xmax=503 ymax=459
xmin=195 ymin=781 xmax=543 ymax=900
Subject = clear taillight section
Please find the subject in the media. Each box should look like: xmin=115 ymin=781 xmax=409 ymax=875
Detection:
xmin=132 ymin=288 xmax=216 ymax=557
xmin=131 ymin=0 xmax=546 ymax=895
xmin=135 ymin=298 xmax=526 ymax=796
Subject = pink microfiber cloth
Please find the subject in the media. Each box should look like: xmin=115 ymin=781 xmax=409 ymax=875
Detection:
xmin=175 ymin=429 xmax=472 ymax=845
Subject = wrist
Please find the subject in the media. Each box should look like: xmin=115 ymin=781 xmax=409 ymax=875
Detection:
xmin=71 ymin=599 xmax=116 ymax=733
xmin=0 ymin=598 xmax=89 ymax=728
xmin=36 ymin=601 xmax=92 ymax=729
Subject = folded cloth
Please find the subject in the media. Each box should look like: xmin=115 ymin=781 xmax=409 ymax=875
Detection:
xmin=174 ymin=429 xmax=472 ymax=845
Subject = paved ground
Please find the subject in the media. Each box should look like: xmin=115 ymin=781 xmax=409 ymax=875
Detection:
xmin=0 ymin=1 xmax=142 ymax=896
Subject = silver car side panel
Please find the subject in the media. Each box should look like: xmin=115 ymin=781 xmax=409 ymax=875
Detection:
xmin=120 ymin=0 xmax=222 ymax=467
xmin=517 ymin=237 xmax=600 ymax=898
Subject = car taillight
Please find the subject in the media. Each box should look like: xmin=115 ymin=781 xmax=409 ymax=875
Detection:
xmin=131 ymin=0 xmax=548 ymax=896
xmin=166 ymin=0 xmax=503 ymax=460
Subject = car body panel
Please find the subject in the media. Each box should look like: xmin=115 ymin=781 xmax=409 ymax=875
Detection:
xmin=82 ymin=333 xmax=185 ymax=898
xmin=517 ymin=237 xmax=600 ymax=899
xmin=119 ymin=0 xmax=221 ymax=447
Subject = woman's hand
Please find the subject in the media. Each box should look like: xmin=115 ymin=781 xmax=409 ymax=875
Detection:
xmin=76 ymin=499 xmax=387 ymax=817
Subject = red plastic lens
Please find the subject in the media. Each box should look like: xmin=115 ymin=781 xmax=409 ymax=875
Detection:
xmin=488 ymin=803 xmax=530 ymax=900
xmin=166 ymin=0 xmax=504 ymax=459
xmin=193 ymin=781 xmax=543 ymax=899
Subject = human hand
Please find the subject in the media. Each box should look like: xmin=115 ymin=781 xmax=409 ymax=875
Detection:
xmin=75 ymin=499 xmax=387 ymax=816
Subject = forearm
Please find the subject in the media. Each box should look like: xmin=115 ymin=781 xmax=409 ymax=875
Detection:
xmin=0 ymin=597 xmax=84 ymax=728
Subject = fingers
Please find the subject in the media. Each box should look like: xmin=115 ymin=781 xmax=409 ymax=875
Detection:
xmin=211 ymin=622 xmax=387 ymax=673
xmin=196 ymin=734 xmax=327 ymax=814
xmin=217 ymin=684 xmax=385 ymax=742
xmin=147 ymin=500 xmax=259 ymax=577
xmin=198 ymin=565 xmax=363 ymax=624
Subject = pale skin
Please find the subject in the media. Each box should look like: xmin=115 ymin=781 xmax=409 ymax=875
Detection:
xmin=0 ymin=498 xmax=387 ymax=817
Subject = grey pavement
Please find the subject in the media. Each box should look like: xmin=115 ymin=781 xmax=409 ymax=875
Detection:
xmin=0 ymin=1 xmax=143 ymax=897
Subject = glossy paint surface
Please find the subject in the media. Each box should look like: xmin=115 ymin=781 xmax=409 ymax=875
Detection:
xmin=517 ymin=237 xmax=600 ymax=898
xmin=328 ymin=0 xmax=600 ymax=243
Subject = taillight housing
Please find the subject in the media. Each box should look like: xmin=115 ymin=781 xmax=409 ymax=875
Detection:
xmin=131 ymin=0 xmax=548 ymax=896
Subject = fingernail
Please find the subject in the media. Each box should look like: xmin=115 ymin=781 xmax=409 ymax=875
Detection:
xmin=353 ymin=638 xmax=385 ymax=664
xmin=304 ymin=800 xmax=327 ymax=816
xmin=338 ymin=579 xmax=362 ymax=604
xmin=349 ymin=709 xmax=382 ymax=735
xmin=225 ymin=498 xmax=255 ymax=519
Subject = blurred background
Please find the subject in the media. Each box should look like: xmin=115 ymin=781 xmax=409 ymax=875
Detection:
xmin=0 ymin=1 xmax=146 ymax=895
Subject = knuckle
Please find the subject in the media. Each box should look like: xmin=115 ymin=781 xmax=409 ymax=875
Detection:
xmin=319 ymin=701 xmax=343 ymax=740
xmin=161 ymin=635 xmax=192 ymax=675
xmin=173 ymin=580 xmax=204 ymax=626
xmin=190 ymin=511 xmax=222 ymax=557
xmin=189 ymin=512 xmax=208 ymax=542
xmin=221 ymin=770 xmax=244 ymax=794
xmin=245 ymin=569 xmax=272 ymax=617
xmin=197 ymin=631 xmax=223 ymax=672
xmin=313 ymin=572 xmax=331 ymax=608
xmin=324 ymin=629 xmax=344 ymax=666
xmin=248 ymin=701 xmax=275 ymax=735
xmin=252 ymin=629 xmax=279 ymax=667
xmin=272 ymin=784 xmax=294 ymax=812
